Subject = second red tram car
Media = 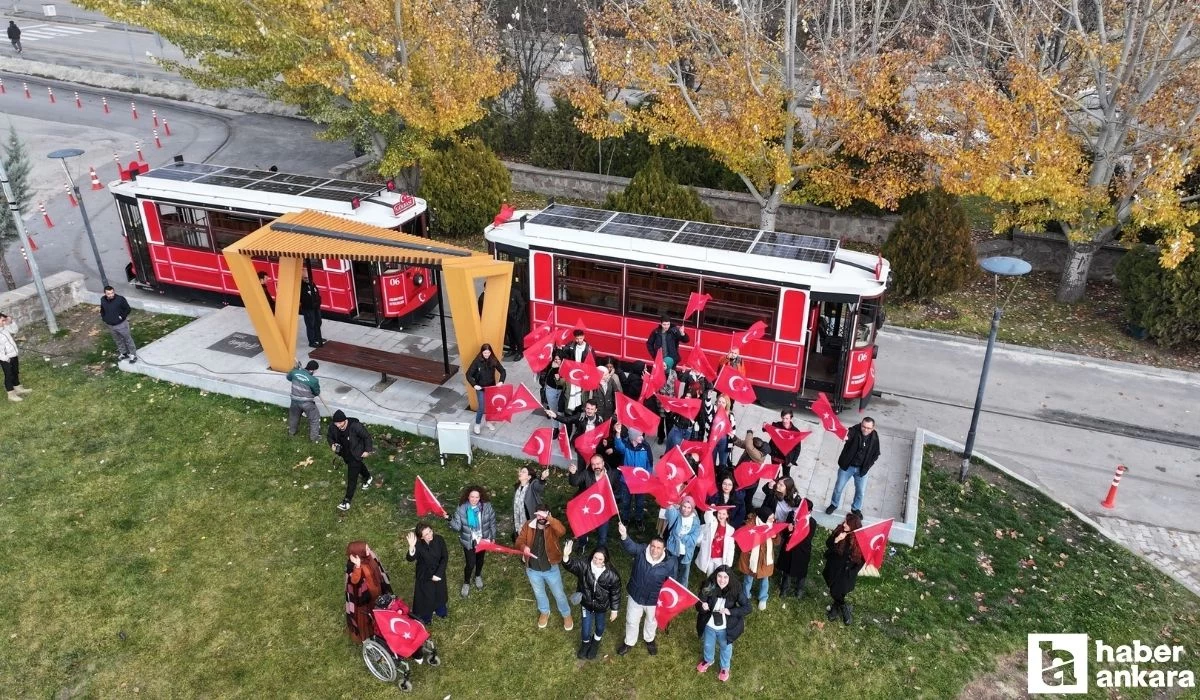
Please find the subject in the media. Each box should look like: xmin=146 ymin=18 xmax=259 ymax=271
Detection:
xmin=109 ymin=159 xmax=436 ymax=325
xmin=485 ymin=204 xmax=890 ymax=409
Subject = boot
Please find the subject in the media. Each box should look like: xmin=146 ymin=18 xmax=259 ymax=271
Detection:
xmin=826 ymin=603 xmax=840 ymax=622
xmin=577 ymin=641 xmax=589 ymax=660
xmin=6 ymin=390 xmax=22 ymax=402
xmin=778 ymin=576 xmax=792 ymax=597
xmin=13 ymin=385 xmax=31 ymax=396
xmin=841 ymin=603 xmax=853 ymax=625
xmin=794 ymin=577 xmax=807 ymax=599
xmin=586 ymin=638 xmax=601 ymax=659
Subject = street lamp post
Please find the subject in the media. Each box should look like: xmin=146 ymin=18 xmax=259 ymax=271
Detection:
xmin=960 ymin=256 xmax=1031 ymax=483
xmin=48 ymin=148 xmax=109 ymax=288
xmin=0 ymin=158 xmax=58 ymax=333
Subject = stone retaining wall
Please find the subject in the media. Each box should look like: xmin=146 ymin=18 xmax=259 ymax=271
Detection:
xmin=0 ymin=270 xmax=89 ymax=326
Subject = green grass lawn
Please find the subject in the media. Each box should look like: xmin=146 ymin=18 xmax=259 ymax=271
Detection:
xmin=2 ymin=308 xmax=1197 ymax=699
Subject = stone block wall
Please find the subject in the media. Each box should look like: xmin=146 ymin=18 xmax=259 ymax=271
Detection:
xmin=0 ymin=271 xmax=89 ymax=327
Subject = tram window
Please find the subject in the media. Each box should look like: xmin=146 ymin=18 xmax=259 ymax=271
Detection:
xmin=626 ymin=267 xmax=695 ymax=320
xmin=702 ymin=280 xmax=777 ymax=333
xmin=556 ymin=257 xmax=622 ymax=311
xmin=157 ymin=204 xmax=212 ymax=251
xmin=210 ymin=211 xmax=263 ymax=250
xmin=117 ymin=200 xmax=143 ymax=239
xmin=854 ymin=300 xmax=882 ymax=349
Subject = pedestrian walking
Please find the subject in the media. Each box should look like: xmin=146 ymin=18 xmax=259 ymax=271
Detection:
xmin=823 ymin=511 xmax=866 ymax=625
xmin=447 ymin=485 xmax=497 ymax=598
xmin=7 ymin=21 xmax=21 ymax=53
xmin=465 ymin=343 xmax=506 ymax=435
xmin=615 ymin=521 xmax=676 ymax=657
xmin=694 ymin=565 xmax=751 ymax=683
xmin=776 ymin=497 xmax=817 ymax=598
xmin=737 ymin=507 xmax=776 ymax=610
xmin=825 ymin=417 xmax=881 ymax=518
xmin=286 ymin=360 xmax=322 ymax=442
xmin=100 ymin=286 xmax=138 ymax=363
xmin=0 ymin=313 xmax=32 ymax=402
xmin=646 ymin=313 xmax=689 ymax=367
xmin=405 ymin=523 xmax=450 ymax=624
xmin=514 ymin=503 xmax=574 ymax=631
xmin=561 ymin=540 xmax=622 ymax=660
xmin=327 ymin=409 xmax=374 ymax=512
xmin=299 ymin=268 xmax=326 ymax=348
xmin=345 ymin=541 xmax=394 ymax=642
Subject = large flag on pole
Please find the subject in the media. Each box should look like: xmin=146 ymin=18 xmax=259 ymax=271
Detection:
xmin=683 ymin=292 xmax=712 ymax=322
xmin=413 ymin=476 xmax=447 ymax=518
xmin=522 ymin=428 xmax=554 ymax=466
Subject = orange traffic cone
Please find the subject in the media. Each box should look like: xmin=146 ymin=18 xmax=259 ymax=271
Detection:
xmin=1100 ymin=464 xmax=1128 ymax=509
xmin=89 ymin=166 xmax=104 ymax=190
xmin=39 ymin=201 xmax=53 ymax=228
xmin=65 ymin=182 xmax=78 ymax=207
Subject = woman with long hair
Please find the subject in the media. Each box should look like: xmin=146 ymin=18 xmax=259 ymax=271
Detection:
xmin=447 ymin=485 xmax=497 ymax=598
xmin=539 ymin=352 xmax=565 ymax=439
xmin=561 ymin=541 xmax=623 ymax=660
xmin=706 ymin=476 xmax=747 ymax=528
xmin=344 ymin=541 xmax=394 ymax=642
xmin=466 ymin=343 xmax=506 ymax=435
xmin=736 ymin=507 xmax=777 ymax=610
xmin=823 ymin=511 xmax=866 ymax=625
xmin=694 ymin=564 xmax=751 ymax=683
xmin=775 ymin=496 xmax=817 ymax=598
xmin=406 ymin=522 xmax=450 ymax=624
xmin=694 ymin=505 xmax=736 ymax=578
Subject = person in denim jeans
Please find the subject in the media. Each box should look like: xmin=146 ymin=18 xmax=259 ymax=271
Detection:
xmin=539 ymin=353 xmax=564 ymax=440
xmin=694 ymin=565 xmax=751 ymax=683
xmin=561 ymin=541 xmax=622 ymax=660
xmin=825 ymin=418 xmax=881 ymax=518
xmin=466 ymin=343 xmax=507 ymax=435
xmin=514 ymin=504 xmax=573 ymax=631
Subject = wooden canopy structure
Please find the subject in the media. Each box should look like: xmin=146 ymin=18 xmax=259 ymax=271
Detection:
xmin=223 ymin=210 xmax=512 ymax=405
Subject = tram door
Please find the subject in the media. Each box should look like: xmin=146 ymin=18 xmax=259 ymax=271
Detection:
xmin=118 ymin=197 xmax=156 ymax=288
xmin=803 ymin=298 xmax=857 ymax=400
xmin=351 ymin=262 xmax=383 ymax=326
xmin=492 ymin=244 xmax=531 ymax=343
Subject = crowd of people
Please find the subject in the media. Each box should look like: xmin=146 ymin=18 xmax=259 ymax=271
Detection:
xmin=338 ymin=312 xmax=885 ymax=682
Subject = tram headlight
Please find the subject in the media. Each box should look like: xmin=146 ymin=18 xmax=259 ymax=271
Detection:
xmin=413 ymin=273 xmax=425 ymax=287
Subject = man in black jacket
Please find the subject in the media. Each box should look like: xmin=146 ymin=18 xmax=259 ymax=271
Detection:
xmin=299 ymin=268 xmax=325 ymax=348
xmin=825 ymin=418 xmax=881 ymax=518
xmin=328 ymin=409 xmax=374 ymax=511
xmin=100 ymin=286 xmax=138 ymax=362
xmin=7 ymin=21 xmax=20 ymax=53
xmin=646 ymin=314 xmax=689 ymax=366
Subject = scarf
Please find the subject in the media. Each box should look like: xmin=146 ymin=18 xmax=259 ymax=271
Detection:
xmin=513 ymin=483 xmax=529 ymax=531
xmin=645 ymin=548 xmax=666 ymax=567
xmin=590 ymin=562 xmax=606 ymax=590
xmin=466 ymin=505 xmax=479 ymax=530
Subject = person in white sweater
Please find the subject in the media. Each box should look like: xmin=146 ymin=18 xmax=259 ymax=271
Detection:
xmin=694 ymin=506 xmax=736 ymax=577
xmin=0 ymin=313 xmax=32 ymax=402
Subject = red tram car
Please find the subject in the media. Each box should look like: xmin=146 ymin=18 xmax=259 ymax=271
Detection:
xmin=485 ymin=204 xmax=890 ymax=409
xmin=109 ymin=158 xmax=435 ymax=325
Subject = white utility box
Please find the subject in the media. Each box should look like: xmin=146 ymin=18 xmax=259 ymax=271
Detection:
xmin=436 ymin=421 xmax=472 ymax=466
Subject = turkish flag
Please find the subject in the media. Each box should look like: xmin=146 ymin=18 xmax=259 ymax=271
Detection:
xmin=651 ymin=479 xmax=684 ymax=509
xmin=684 ymin=343 xmax=717 ymax=381
xmin=785 ymin=500 xmax=812 ymax=552
xmin=522 ymin=427 xmax=554 ymax=466
xmin=502 ymin=383 xmax=541 ymax=420
xmin=874 ymin=251 xmax=884 ymax=281
xmin=413 ymin=475 xmax=447 ymax=518
xmin=655 ymin=447 xmax=695 ymax=491
xmin=733 ymin=520 xmax=788 ymax=552
xmin=523 ymin=321 xmax=553 ymax=349
xmin=475 ymin=539 xmax=530 ymax=558
xmin=483 ymin=384 xmax=516 ymax=421
xmin=731 ymin=320 xmax=768 ymax=351
xmin=683 ymin=292 xmax=712 ymax=322
xmin=715 ymin=365 xmax=756 ymax=404
xmin=615 ymin=393 xmax=660 ymax=436
xmin=679 ymin=440 xmax=716 ymax=496
xmin=811 ymin=392 xmax=848 ymax=440
xmin=371 ymin=609 xmax=429 ymax=658
xmin=659 ymin=396 xmax=701 ymax=421
xmin=853 ymin=518 xmax=894 ymax=573
xmin=639 ymin=350 xmax=667 ymax=402
xmin=572 ymin=418 xmax=611 ymax=463
xmin=554 ymin=326 xmax=577 ymax=347
xmin=524 ymin=332 xmax=558 ymax=373
xmin=560 ymin=359 xmax=603 ymax=390
xmin=654 ymin=576 xmax=701 ymax=626
xmin=565 ymin=475 xmax=619 ymax=537
xmin=493 ymin=202 xmax=516 ymax=227
xmin=619 ymin=466 xmax=658 ymax=495
xmin=733 ymin=458 xmax=778 ymax=490
xmin=558 ymin=426 xmax=572 ymax=460
xmin=762 ymin=423 xmax=810 ymax=456
xmin=682 ymin=473 xmax=713 ymax=509
xmin=705 ymin=404 xmax=733 ymax=445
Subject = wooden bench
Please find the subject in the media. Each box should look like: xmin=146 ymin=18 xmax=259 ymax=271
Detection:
xmin=308 ymin=341 xmax=458 ymax=386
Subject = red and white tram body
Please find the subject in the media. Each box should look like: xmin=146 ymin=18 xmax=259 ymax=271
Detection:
xmin=109 ymin=159 xmax=435 ymax=325
xmin=485 ymin=204 xmax=890 ymax=408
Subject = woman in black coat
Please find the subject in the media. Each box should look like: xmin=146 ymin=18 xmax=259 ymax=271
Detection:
xmin=694 ymin=564 xmax=752 ymax=682
xmin=561 ymin=541 xmax=623 ymax=660
xmin=822 ymin=511 xmax=865 ymax=625
xmin=466 ymin=343 xmax=506 ymax=434
xmin=405 ymin=522 xmax=449 ymax=624
xmin=775 ymin=497 xmax=817 ymax=598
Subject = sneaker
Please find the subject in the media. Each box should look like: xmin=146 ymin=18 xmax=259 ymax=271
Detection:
xmin=337 ymin=501 xmax=350 ymax=512
xmin=758 ymin=600 xmax=767 ymax=611
xmin=474 ymin=576 xmax=484 ymax=590
xmin=537 ymin=613 xmax=549 ymax=629
xmin=696 ymin=662 xmax=711 ymax=673
xmin=563 ymin=615 xmax=574 ymax=631
xmin=825 ymin=504 xmax=837 ymax=515
xmin=718 ymin=669 xmax=730 ymax=682
xmin=460 ymin=583 xmax=470 ymax=598
xmin=646 ymin=641 xmax=657 ymax=656
xmin=128 ymin=355 xmax=138 ymax=364
xmin=362 ymin=476 xmax=373 ymax=491
xmin=118 ymin=353 xmax=128 ymax=361
xmin=616 ymin=643 xmax=632 ymax=656
xmin=486 ymin=422 xmax=496 ymax=431
xmin=472 ymin=424 xmax=481 ymax=435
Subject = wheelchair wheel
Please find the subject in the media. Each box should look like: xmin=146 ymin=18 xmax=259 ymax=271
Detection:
xmin=362 ymin=639 xmax=398 ymax=683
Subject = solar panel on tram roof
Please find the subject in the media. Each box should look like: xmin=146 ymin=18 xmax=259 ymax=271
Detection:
xmin=543 ymin=204 xmax=612 ymax=223
xmin=610 ymin=212 xmax=686 ymax=231
xmin=245 ymin=180 xmax=312 ymax=196
xmin=527 ymin=213 xmax=600 ymax=231
xmin=218 ymin=167 xmax=276 ymax=179
xmin=325 ymin=179 xmax=385 ymax=195
xmin=752 ymin=242 xmax=835 ymax=264
xmin=681 ymin=221 xmax=760 ymax=242
xmin=599 ymin=222 xmax=677 ymax=241
xmin=302 ymin=187 xmax=368 ymax=203
xmin=196 ymin=174 xmax=259 ymax=188
xmin=141 ymin=167 xmax=206 ymax=182
xmin=267 ymin=172 xmax=326 ymax=186
xmin=674 ymin=232 xmax=754 ymax=253
xmin=757 ymin=230 xmax=838 ymax=251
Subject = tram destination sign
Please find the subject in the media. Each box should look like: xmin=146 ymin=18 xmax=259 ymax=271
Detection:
xmin=207 ymin=332 xmax=264 ymax=358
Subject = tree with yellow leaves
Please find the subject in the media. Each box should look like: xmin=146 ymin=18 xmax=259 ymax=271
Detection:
xmin=82 ymin=0 xmax=513 ymax=178
xmin=563 ymin=0 xmax=933 ymax=230
xmin=932 ymin=0 xmax=1200 ymax=303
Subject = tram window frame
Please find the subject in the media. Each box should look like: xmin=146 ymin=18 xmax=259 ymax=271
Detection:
xmin=157 ymin=203 xmax=213 ymax=252
xmin=854 ymin=299 xmax=882 ymax=349
xmin=555 ymin=256 xmax=623 ymax=312
xmin=701 ymin=279 xmax=778 ymax=334
xmin=209 ymin=210 xmax=263 ymax=250
xmin=625 ymin=266 xmax=695 ymax=321
xmin=117 ymin=200 xmax=144 ymax=239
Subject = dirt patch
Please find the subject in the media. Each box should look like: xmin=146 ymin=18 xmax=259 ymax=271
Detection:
xmin=926 ymin=446 xmax=1009 ymax=490
xmin=15 ymin=306 xmax=111 ymax=363
xmin=957 ymin=649 xmax=1027 ymax=700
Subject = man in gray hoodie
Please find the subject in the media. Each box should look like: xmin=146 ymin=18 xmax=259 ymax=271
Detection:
xmin=286 ymin=360 xmax=322 ymax=442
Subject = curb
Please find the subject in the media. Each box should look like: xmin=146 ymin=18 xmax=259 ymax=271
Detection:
xmin=916 ymin=430 xmax=1199 ymax=599
xmin=8 ymin=9 xmax=151 ymax=34
xmin=881 ymin=325 xmax=1200 ymax=384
